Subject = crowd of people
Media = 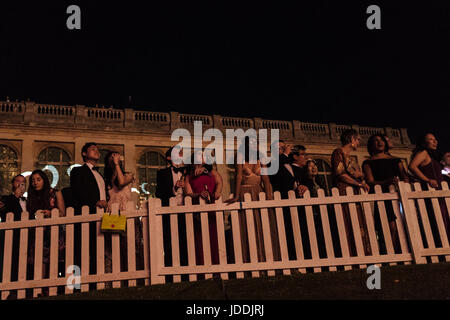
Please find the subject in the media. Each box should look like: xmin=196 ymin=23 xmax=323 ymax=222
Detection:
xmin=0 ymin=131 xmax=450 ymax=295
xmin=0 ymin=142 xmax=137 ymax=298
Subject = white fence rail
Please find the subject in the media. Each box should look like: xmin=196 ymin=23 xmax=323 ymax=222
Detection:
xmin=1 ymin=182 xmax=449 ymax=299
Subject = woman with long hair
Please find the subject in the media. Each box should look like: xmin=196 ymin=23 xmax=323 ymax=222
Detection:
xmin=409 ymin=133 xmax=450 ymax=240
xmin=225 ymin=136 xmax=280 ymax=263
xmin=27 ymin=169 xmax=65 ymax=218
xmin=26 ymin=169 xmax=65 ymax=293
xmin=104 ymin=152 xmax=135 ymax=211
xmin=103 ymin=152 xmax=136 ymax=285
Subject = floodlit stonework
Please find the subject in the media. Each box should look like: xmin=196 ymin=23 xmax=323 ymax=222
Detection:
xmin=0 ymin=99 xmax=414 ymax=203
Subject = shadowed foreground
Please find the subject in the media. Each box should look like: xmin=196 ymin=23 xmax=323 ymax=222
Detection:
xmin=42 ymin=262 xmax=450 ymax=300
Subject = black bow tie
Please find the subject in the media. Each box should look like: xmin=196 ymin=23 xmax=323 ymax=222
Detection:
xmin=92 ymin=166 xmax=100 ymax=172
xmin=172 ymin=166 xmax=185 ymax=174
xmin=19 ymin=197 xmax=26 ymax=201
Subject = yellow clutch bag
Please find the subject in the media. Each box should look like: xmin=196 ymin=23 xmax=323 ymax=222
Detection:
xmin=101 ymin=213 xmax=127 ymax=234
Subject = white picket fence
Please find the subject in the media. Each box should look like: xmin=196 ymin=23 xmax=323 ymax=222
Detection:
xmin=0 ymin=182 xmax=449 ymax=299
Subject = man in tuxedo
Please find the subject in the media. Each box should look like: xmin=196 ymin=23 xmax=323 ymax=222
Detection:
xmin=0 ymin=175 xmax=27 ymax=222
xmin=272 ymin=143 xmax=309 ymax=260
xmin=155 ymin=146 xmax=187 ymax=281
xmin=70 ymin=142 xmax=108 ymax=213
xmin=269 ymin=140 xmax=294 ymax=198
xmin=0 ymin=174 xmax=27 ymax=299
xmin=70 ymin=142 xmax=108 ymax=278
xmin=155 ymin=146 xmax=186 ymax=206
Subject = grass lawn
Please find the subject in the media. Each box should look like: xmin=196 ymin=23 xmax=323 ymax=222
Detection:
xmin=45 ymin=262 xmax=450 ymax=300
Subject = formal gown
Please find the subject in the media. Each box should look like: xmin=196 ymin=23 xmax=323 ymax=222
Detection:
xmin=331 ymin=148 xmax=372 ymax=256
xmin=419 ymin=159 xmax=450 ymax=240
xmin=27 ymin=188 xmax=65 ymax=279
xmin=189 ymin=172 xmax=219 ymax=265
xmin=105 ymin=174 xmax=137 ymax=279
xmin=362 ymin=158 xmax=402 ymax=222
xmin=239 ymin=161 xmax=281 ymax=262
xmin=107 ymin=173 xmax=133 ymax=212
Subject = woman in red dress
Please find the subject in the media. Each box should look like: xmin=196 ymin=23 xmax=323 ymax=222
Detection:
xmin=184 ymin=149 xmax=223 ymax=266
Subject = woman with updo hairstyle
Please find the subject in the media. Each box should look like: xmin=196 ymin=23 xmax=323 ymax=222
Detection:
xmin=331 ymin=129 xmax=371 ymax=256
xmin=362 ymin=134 xmax=409 ymax=253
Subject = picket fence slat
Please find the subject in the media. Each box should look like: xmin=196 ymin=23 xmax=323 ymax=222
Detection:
xmin=214 ymin=201 xmax=229 ymax=280
xmin=49 ymin=209 xmax=61 ymax=296
xmin=169 ymin=197 xmax=181 ymax=283
xmin=230 ymin=209 xmax=244 ymax=279
xmin=181 ymin=197 xmax=196 ymax=282
xmin=243 ymin=194 xmax=259 ymax=278
xmin=362 ymin=200 xmax=379 ymax=257
xmin=32 ymin=212 xmax=44 ymax=298
xmin=287 ymin=191 xmax=305 ymax=274
xmin=65 ymin=208 xmax=75 ymax=294
xmin=200 ymin=208 xmax=213 ymax=279
xmin=318 ymin=189 xmax=336 ymax=271
xmin=331 ymin=189 xmax=352 ymax=271
xmin=17 ymin=212 xmax=29 ymax=299
xmin=81 ymin=207 xmax=90 ymax=292
xmin=303 ymin=191 xmax=321 ymax=273
xmin=274 ymin=192 xmax=291 ymax=275
xmin=141 ymin=211 xmax=150 ymax=286
xmin=430 ymin=197 xmax=450 ymax=248
xmin=346 ymin=188 xmax=367 ymax=269
xmin=125 ymin=201 xmax=137 ymax=287
xmin=259 ymin=193 xmax=275 ymax=276
xmin=1 ymin=213 xmax=14 ymax=298
xmin=389 ymin=186 xmax=409 ymax=255
xmin=96 ymin=219 xmax=105 ymax=290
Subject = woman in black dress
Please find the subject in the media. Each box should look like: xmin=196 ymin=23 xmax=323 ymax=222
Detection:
xmin=362 ymin=134 xmax=409 ymax=253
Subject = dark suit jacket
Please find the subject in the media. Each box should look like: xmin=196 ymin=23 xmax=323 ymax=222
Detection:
xmin=70 ymin=164 xmax=108 ymax=213
xmin=269 ymin=154 xmax=295 ymax=199
xmin=444 ymin=173 xmax=450 ymax=186
xmin=0 ymin=194 xmax=24 ymax=222
xmin=155 ymin=167 xmax=175 ymax=207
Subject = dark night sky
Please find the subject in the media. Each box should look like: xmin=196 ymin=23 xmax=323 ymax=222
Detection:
xmin=1 ymin=1 xmax=449 ymax=151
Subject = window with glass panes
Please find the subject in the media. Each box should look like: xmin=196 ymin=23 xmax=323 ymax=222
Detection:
xmin=0 ymin=145 xmax=19 ymax=196
xmin=97 ymin=149 xmax=112 ymax=177
xmin=37 ymin=147 xmax=73 ymax=190
xmin=313 ymin=158 xmax=333 ymax=196
xmin=137 ymin=151 xmax=166 ymax=199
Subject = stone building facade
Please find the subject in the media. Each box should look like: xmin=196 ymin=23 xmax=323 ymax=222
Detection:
xmin=0 ymin=99 xmax=414 ymax=207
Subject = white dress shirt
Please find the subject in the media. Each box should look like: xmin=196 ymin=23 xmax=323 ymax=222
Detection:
xmin=171 ymin=166 xmax=184 ymax=206
xmin=171 ymin=167 xmax=183 ymax=195
xmin=86 ymin=162 xmax=107 ymax=201
xmin=19 ymin=197 xmax=27 ymax=213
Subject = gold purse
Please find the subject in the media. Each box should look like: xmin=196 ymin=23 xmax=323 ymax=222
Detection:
xmin=101 ymin=213 xmax=127 ymax=234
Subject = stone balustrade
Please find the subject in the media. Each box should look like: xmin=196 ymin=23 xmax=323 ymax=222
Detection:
xmin=0 ymin=100 xmax=413 ymax=147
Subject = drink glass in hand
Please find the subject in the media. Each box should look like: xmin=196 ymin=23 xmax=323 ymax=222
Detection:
xmin=16 ymin=183 xmax=26 ymax=197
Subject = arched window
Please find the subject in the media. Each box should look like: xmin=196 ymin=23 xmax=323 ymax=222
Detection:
xmin=313 ymin=158 xmax=333 ymax=196
xmin=96 ymin=149 xmax=112 ymax=177
xmin=0 ymin=145 xmax=19 ymax=196
xmin=37 ymin=147 xmax=73 ymax=190
xmin=137 ymin=151 xmax=166 ymax=200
